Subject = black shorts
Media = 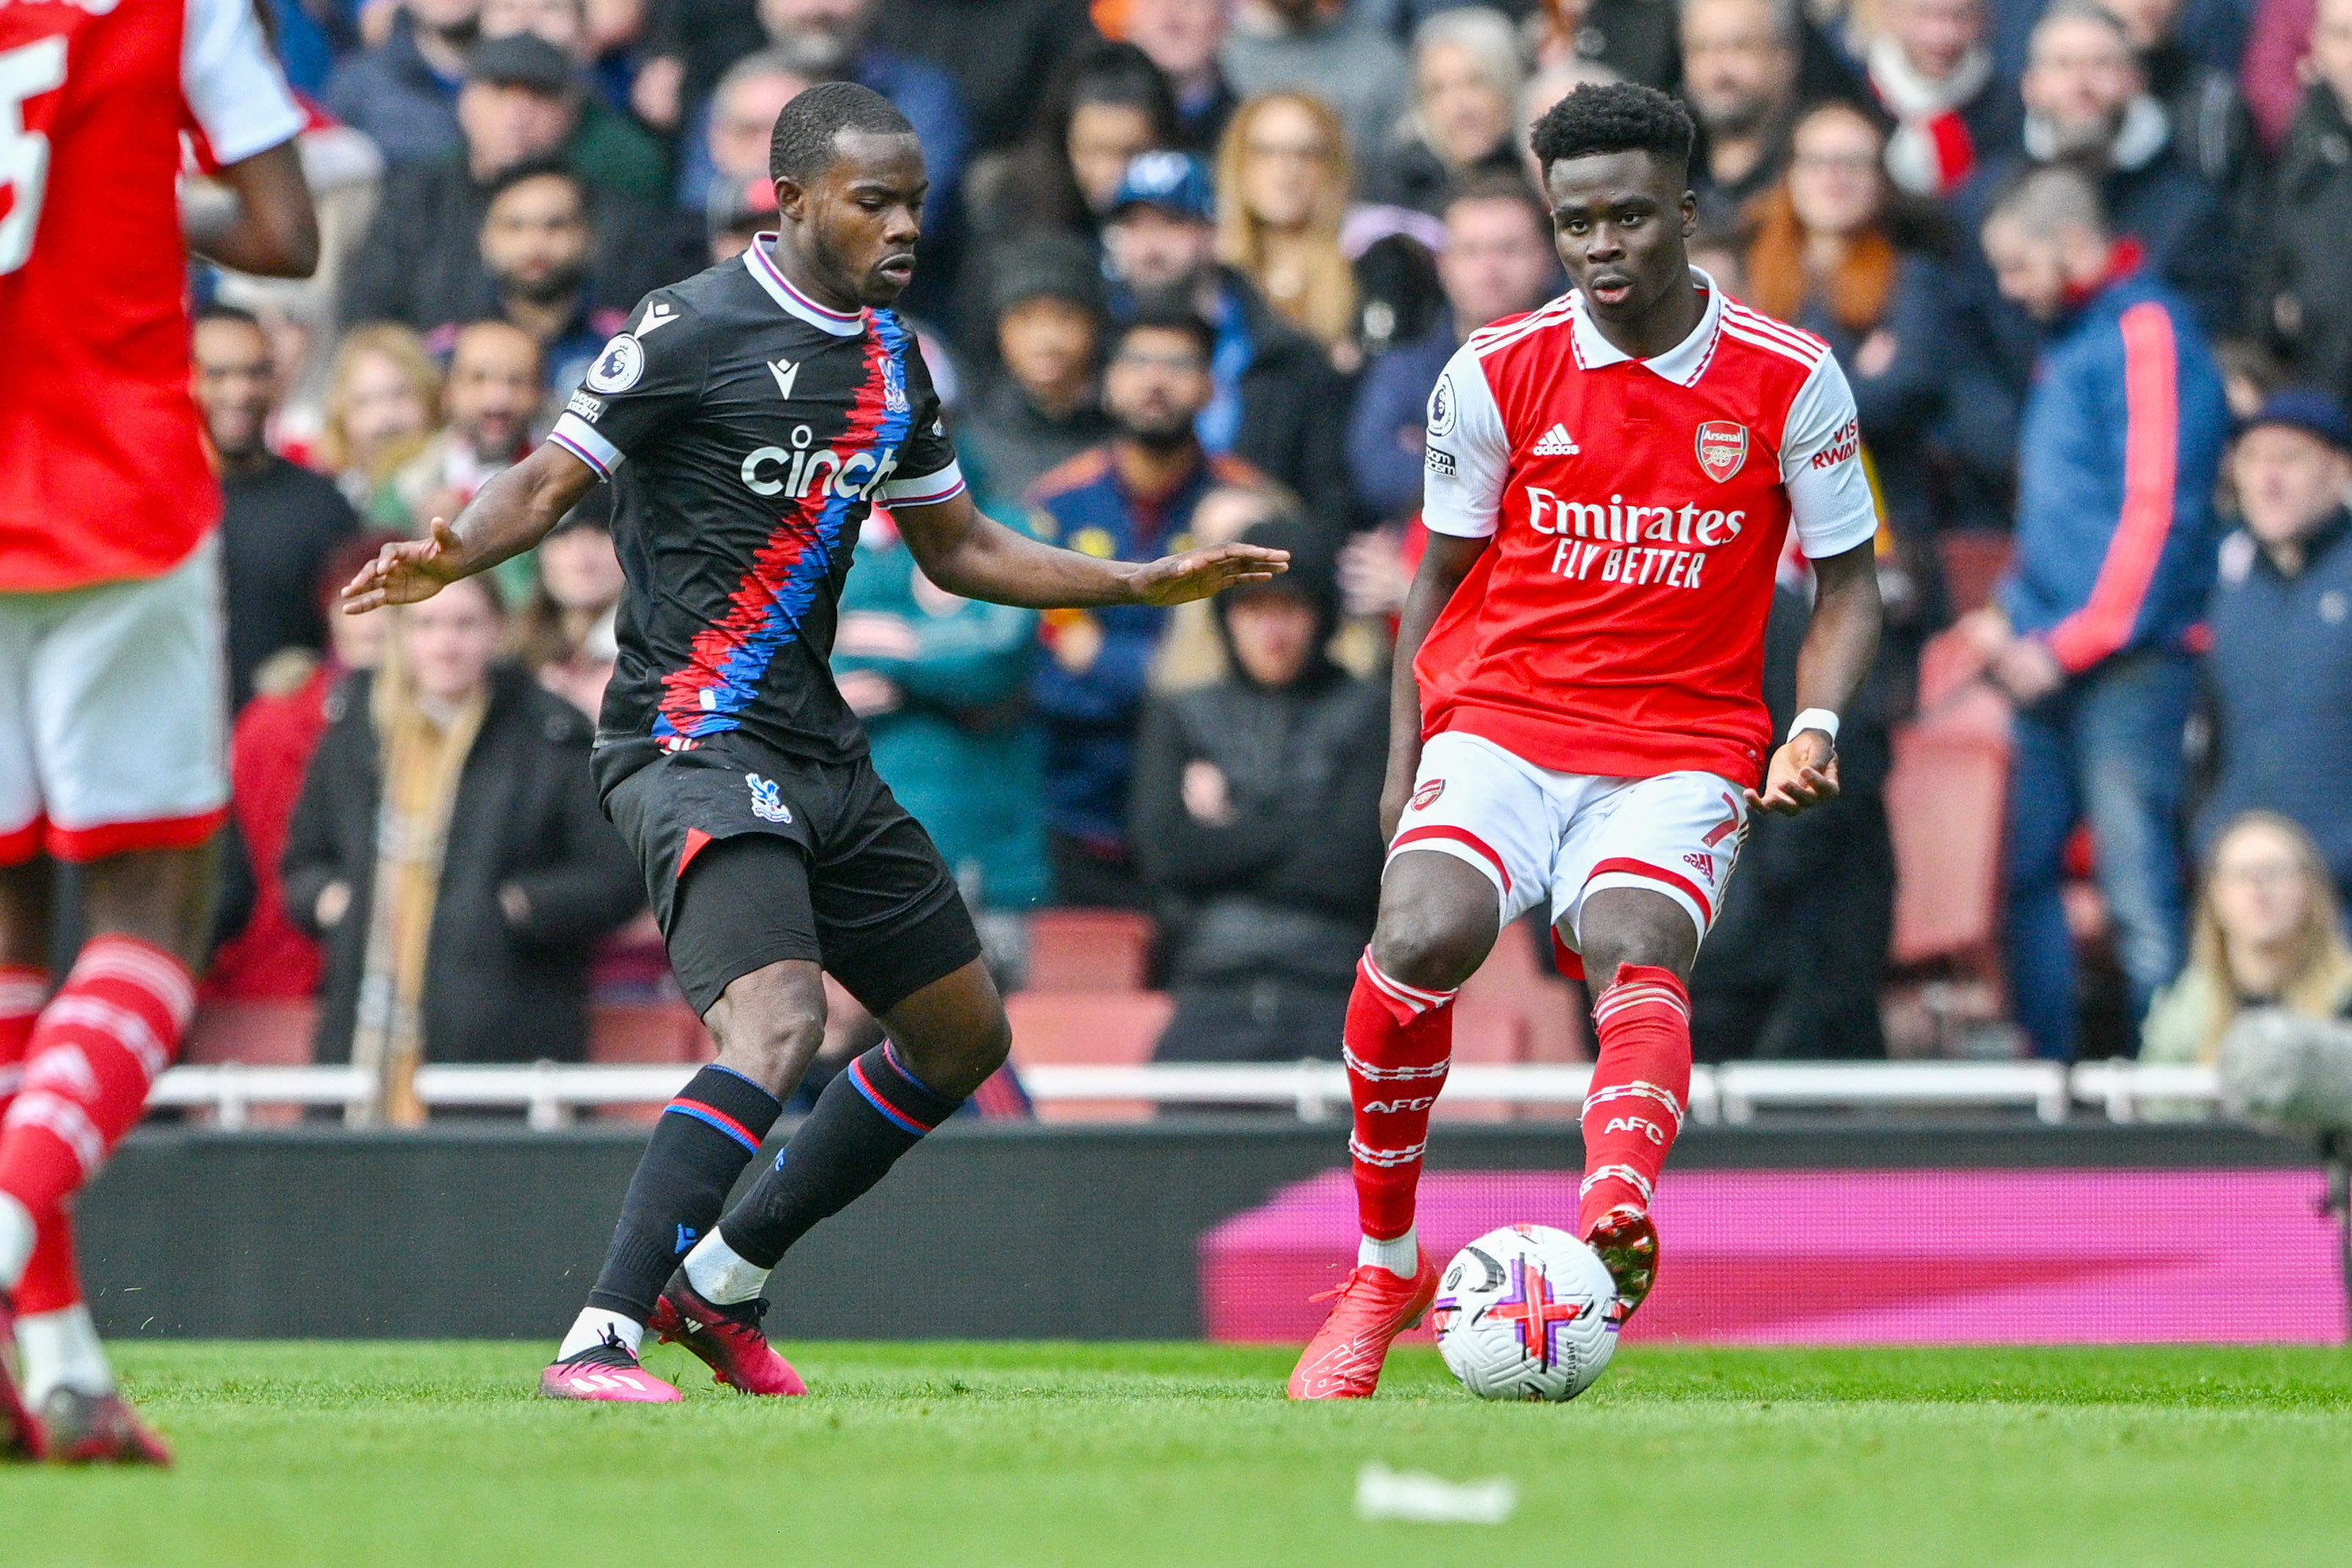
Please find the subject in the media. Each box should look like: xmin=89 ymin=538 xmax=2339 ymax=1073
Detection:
xmin=597 ymin=734 xmax=980 ymax=1016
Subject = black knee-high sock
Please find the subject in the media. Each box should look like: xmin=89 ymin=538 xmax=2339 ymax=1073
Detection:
xmin=587 ymin=1065 xmax=782 ymax=1318
xmin=716 ymin=1043 xmax=962 ymax=1268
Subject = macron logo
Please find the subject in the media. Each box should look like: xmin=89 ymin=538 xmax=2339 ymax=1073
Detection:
xmin=637 ymin=301 xmax=680 ymax=336
xmin=769 ymin=359 xmax=800 ymax=399
xmin=1533 ymin=424 xmax=1580 ymax=456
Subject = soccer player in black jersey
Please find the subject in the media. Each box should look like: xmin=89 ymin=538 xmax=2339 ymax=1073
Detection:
xmin=344 ymin=82 xmax=1286 ymax=1402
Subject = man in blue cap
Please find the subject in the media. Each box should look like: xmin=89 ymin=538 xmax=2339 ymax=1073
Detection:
xmin=2200 ymin=387 xmax=2352 ymax=902
xmin=1101 ymin=151 xmax=1353 ymax=523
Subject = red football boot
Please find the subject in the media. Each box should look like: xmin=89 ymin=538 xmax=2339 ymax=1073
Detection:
xmin=38 ymin=1389 xmax=171 ymax=1466
xmin=0 ymin=1291 xmax=43 ymax=1462
xmin=650 ymin=1272 xmax=807 ymax=1396
xmin=1585 ymin=1204 xmax=1660 ymax=1320
xmin=1286 ymin=1247 xmax=1440 ymax=1400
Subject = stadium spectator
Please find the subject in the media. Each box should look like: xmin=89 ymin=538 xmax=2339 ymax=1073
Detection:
xmin=320 ymin=0 xmax=478 ymax=168
xmin=515 ymin=492 xmax=625 ymax=718
xmin=830 ymin=512 xmax=1049 ymax=912
xmin=1679 ymin=0 xmax=1805 ymax=223
xmin=1220 ymin=0 xmax=1412 ymax=177
xmin=2141 ymin=812 xmax=2352 ymax=1063
xmin=1027 ymin=308 xmax=1272 ymax=906
xmin=478 ymin=0 xmax=669 ymax=202
xmin=1529 ymin=0 xmax=1678 ymax=90
xmin=2198 ymin=388 xmax=2352 ymax=899
xmin=1966 ymin=166 xmax=2228 ymax=1061
xmin=207 ymin=535 xmax=401 ymax=1005
xmin=1131 ymin=520 xmax=1385 ymax=1063
xmin=1347 ymin=178 xmax=1560 ymax=523
xmin=1958 ymin=2 xmax=2234 ymax=333
xmin=338 ymin=34 xmax=663 ymax=331
xmin=388 ymin=322 xmax=543 ymax=532
xmin=974 ymin=41 xmax=1181 ymax=253
xmin=861 ymin=0 xmax=1094 ymax=157
xmin=2103 ymin=0 xmax=2257 ymax=201
xmin=1101 ymin=151 xmax=1355 ymax=521
xmin=958 ymin=237 xmax=1117 ymax=510
xmin=432 ymin=160 xmax=625 ymax=394
xmin=1742 ymin=101 xmax=1953 ymax=538
xmin=281 ymin=575 xmax=642 ymax=1117
xmin=1690 ymin=583 xmax=1895 ymax=1060
xmin=317 ymin=325 xmax=443 ymax=529
xmin=2252 ymin=0 xmax=2352 ymax=405
xmin=194 ymin=305 xmax=361 ymax=711
xmin=1215 ymin=94 xmax=1359 ymax=360
xmin=705 ymin=173 xmax=781 ymax=263
xmin=1364 ymin=8 xmax=1529 ymax=216
xmin=675 ymin=47 xmax=819 ymax=216
xmin=1125 ymin=0 xmax=1239 ymax=151
xmin=1864 ymin=0 xmax=2013 ymax=196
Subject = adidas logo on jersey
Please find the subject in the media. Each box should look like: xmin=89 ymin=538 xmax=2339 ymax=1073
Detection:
xmin=1532 ymin=424 xmax=1580 ymax=456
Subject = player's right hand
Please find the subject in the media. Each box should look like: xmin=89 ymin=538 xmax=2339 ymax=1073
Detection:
xmin=341 ymin=517 xmax=467 ymax=613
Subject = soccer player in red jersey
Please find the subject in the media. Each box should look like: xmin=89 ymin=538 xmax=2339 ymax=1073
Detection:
xmin=1289 ymin=83 xmax=1884 ymax=1400
xmin=0 ymin=0 xmax=317 ymax=1461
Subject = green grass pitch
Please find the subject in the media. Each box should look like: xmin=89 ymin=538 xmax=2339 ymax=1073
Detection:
xmin=5 ymin=1340 xmax=2351 ymax=1565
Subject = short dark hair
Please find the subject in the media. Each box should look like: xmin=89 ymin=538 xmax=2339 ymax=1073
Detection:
xmin=1110 ymin=305 xmax=1216 ymax=366
xmin=485 ymin=155 xmax=582 ymax=206
xmin=768 ymin=80 xmax=916 ymax=185
xmin=193 ymin=300 xmax=263 ymax=332
xmin=1529 ymin=82 xmax=1694 ymax=178
xmin=1444 ymin=173 xmax=1552 ymax=239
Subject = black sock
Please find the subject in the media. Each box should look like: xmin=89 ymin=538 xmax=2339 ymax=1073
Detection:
xmin=717 ymin=1043 xmax=963 ymax=1268
xmin=586 ymin=1065 xmax=783 ymax=1319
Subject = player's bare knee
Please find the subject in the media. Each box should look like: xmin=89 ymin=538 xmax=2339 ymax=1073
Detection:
xmin=707 ymin=964 xmax=829 ymax=1094
xmin=1578 ymin=889 xmax=1697 ymax=987
xmin=1370 ymin=905 xmax=1491 ymax=992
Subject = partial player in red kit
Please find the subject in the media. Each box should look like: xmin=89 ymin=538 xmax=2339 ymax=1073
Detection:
xmin=1289 ymin=83 xmax=1883 ymax=1400
xmin=0 ymin=0 xmax=316 ymax=1461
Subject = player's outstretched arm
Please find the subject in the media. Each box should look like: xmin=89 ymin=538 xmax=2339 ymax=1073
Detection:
xmin=1747 ymin=540 xmax=1883 ymax=818
xmin=188 ymin=140 xmax=320 ymax=279
xmin=890 ymin=491 xmax=1288 ymax=610
xmin=341 ymin=444 xmax=603 ymax=613
xmin=1380 ymin=531 xmax=1490 ymax=841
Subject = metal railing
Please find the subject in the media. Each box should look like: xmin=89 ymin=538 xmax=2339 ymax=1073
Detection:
xmin=145 ymin=1059 xmax=2226 ymax=1130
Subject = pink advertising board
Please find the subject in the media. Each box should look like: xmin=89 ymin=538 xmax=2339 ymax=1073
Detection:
xmin=1200 ymin=1169 xmax=2346 ymax=1345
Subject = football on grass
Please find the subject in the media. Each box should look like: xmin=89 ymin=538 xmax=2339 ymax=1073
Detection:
xmin=1433 ymin=1224 xmax=1619 ymax=1401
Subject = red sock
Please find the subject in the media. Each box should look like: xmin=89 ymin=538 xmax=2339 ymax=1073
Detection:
xmin=1346 ymin=950 xmax=1457 ymax=1244
xmin=1578 ymin=965 xmax=1691 ymax=1235
xmin=0 ymin=938 xmax=191 ymax=1220
xmin=0 ymin=966 xmax=43 ymax=1113
xmin=17 ymin=1209 xmax=78 ymax=1314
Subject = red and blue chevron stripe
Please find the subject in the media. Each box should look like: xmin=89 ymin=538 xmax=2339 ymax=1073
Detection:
xmin=653 ymin=313 xmax=918 ymax=741
xmin=663 ymin=1096 xmax=763 ymax=1153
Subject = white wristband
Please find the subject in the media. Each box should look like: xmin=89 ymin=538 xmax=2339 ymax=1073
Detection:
xmin=1788 ymin=708 xmax=1840 ymax=746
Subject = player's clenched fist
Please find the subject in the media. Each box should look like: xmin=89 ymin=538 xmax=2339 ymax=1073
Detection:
xmin=1127 ymin=542 xmax=1290 ymax=606
xmin=342 ymin=517 xmax=468 ymax=613
xmin=1745 ymin=730 xmax=1840 ymax=817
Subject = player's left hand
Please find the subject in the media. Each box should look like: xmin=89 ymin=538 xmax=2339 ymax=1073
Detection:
xmin=1745 ymin=730 xmax=1839 ymax=817
xmin=341 ymin=517 xmax=468 ymax=613
xmin=1127 ymin=543 xmax=1290 ymax=607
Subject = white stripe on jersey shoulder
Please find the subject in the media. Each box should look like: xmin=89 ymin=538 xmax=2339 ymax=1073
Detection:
xmin=549 ymin=413 xmax=623 ymax=477
xmin=1721 ymin=304 xmax=1827 ymax=366
xmin=1468 ymin=294 xmax=1576 ymax=357
xmin=744 ymin=236 xmax=866 ymax=337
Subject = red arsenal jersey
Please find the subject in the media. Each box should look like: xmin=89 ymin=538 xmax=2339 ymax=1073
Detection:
xmin=0 ymin=0 xmax=302 ymax=591
xmin=1414 ymin=274 xmax=1878 ymax=785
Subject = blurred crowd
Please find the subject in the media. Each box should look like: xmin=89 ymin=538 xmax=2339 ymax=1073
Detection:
xmin=189 ymin=0 xmax=2352 ymax=1086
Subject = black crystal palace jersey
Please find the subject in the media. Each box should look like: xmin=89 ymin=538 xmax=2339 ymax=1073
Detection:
xmin=548 ymin=237 xmax=965 ymax=770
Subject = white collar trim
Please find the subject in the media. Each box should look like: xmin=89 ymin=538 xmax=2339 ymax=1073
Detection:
xmin=745 ymin=236 xmax=868 ymax=337
xmin=1569 ymin=267 xmax=1724 ymax=386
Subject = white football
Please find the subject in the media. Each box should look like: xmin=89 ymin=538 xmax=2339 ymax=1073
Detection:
xmin=1432 ymin=1224 xmax=1620 ymax=1401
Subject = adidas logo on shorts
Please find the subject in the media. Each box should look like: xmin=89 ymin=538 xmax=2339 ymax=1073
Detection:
xmin=1533 ymin=423 xmax=1580 ymax=456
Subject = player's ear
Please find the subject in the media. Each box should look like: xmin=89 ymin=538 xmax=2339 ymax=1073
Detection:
xmin=773 ymin=174 xmax=805 ymax=224
xmin=1680 ymin=190 xmax=1698 ymax=237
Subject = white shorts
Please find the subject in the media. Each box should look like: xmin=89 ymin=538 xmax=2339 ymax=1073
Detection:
xmin=0 ymin=538 xmax=230 ymax=865
xmin=1388 ymin=731 xmax=1749 ymax=965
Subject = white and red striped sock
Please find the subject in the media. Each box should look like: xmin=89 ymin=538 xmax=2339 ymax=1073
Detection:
xmin=1578 ymin=964 xmax=1691 ymax=1235
xmin=1346 ymin=949 xmax=1458 ymax=1272
xmin=0 ymin=938 xmax=191 ymax=1232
